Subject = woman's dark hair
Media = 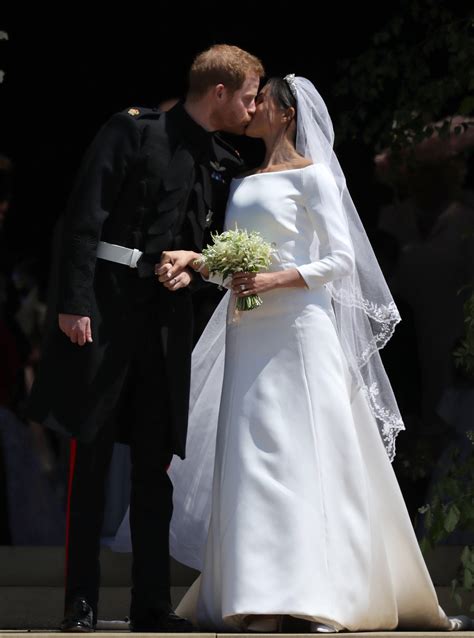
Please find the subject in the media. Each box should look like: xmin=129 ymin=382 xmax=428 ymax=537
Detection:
xmin=265 ymin=77 xmax=297 ymax=117
xmin=264 ymin=77 xmax=297 ymax=140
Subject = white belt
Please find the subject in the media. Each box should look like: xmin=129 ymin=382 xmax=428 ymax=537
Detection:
xmin=96 ymin=241 xmax=143 ymax=268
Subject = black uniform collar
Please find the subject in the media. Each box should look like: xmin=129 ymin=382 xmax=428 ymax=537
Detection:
xmin=167 ymin=99 xmax=216 ymax=156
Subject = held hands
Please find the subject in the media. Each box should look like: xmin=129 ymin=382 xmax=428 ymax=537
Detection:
xmin=156 ymin=265 xmax=193 ymax=291
xmin=154 ymin=250 xmax=200 ymax=291
xmin=58 ymin=314 xmax=92 ymax=346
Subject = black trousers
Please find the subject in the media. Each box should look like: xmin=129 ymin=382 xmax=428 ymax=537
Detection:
xmin=64 ymin=306 xmax=174 ymax=621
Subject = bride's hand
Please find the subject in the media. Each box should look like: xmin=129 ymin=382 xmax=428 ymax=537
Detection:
xmin=155 ymin=250 xmax=200 ymax=283
xmin=232 ymin=272 xmax=280 ymax=296
xmin=159 ymin=266 xmax=194 ymax=291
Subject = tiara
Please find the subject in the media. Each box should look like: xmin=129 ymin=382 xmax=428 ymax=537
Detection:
xmin=283 ymin=73 xmax=297 ymax=98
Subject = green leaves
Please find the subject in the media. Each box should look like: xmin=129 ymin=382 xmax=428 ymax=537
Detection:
xmin=333 ymin=2 xmax=473 ymax=154
xmin=202 ymin=225 xmax=274 ymax=281
xmin=418 ymin=438 xmax=474 ymax=611
xmin=444 ymin=504 xmax=461 ymax=533
xmin=453 ymin=289 xmax=474 ymax=380
xmin=201 ymin=226 xmax=275 ymax=312
xmin=449 ymin=546 xmax=474 ymax=609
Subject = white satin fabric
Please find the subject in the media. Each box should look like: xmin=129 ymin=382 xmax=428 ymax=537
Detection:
xmin=112 ymin=165 xmax=454 ymax=632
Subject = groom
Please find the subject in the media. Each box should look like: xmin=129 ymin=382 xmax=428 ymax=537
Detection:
xmin=26 ymin=45 xmax=263 ymax=632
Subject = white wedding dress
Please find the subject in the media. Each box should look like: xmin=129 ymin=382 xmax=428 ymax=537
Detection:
xmin=111 ymin=163 xmax=456 ymax=632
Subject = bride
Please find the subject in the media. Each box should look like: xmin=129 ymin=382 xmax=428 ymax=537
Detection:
xmin=111 ymin=75 xmax=472 ymax=632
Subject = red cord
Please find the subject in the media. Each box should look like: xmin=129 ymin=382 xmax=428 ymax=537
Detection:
xmin=64 ymin=441 xmax=170 ymax=586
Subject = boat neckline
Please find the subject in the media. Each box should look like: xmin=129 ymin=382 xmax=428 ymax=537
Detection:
xmin=232 ymin=162 xmax=321 ymax=181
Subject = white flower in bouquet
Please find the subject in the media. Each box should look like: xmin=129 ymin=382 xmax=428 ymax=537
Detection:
xmin=201 ymin=226 xmax=274 ymax=311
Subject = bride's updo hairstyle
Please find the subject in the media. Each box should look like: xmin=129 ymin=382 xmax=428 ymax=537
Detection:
xmin=265 ymin=77 xmax=298 ymax=142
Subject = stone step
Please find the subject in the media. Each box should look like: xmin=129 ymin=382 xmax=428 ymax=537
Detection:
xmin=423 ymin=545 xmax=469 ymax=586
xmin=0 ymin=586 xmax=473 ymax=630
xmin=0 ymin=545 xmax=466 ymax=587
xmin=0 ymin=587 xmax=186 ymax=629
xmin=1 ymin=634 xmax=474 ymax=638
xmin=0 ymin=547 xmax=198 ymax=586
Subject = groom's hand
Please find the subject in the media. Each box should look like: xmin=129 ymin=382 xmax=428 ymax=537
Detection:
xmin=155 ymin=262 xmax=194 ymax=291
xmin=155 ymin=250 xmax=198 ymax=282
xmin=58 ymin=314 xmax=93 ymax=345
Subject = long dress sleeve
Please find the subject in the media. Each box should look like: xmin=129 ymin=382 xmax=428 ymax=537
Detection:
xmin=295 ymin=163 xmax=355 ymax=289
xmin=57 ymin=112 xmax=141 ymax=316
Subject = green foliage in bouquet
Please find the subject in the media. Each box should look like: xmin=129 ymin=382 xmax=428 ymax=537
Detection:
xmin=201 ymin=226 xmax=274 ymax=311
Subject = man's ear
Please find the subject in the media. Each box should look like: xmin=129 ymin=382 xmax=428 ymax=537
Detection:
xmin=215 ymin=83 xmax=226 ymax=101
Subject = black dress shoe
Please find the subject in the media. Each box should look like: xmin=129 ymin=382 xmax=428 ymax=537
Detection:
xmin=59 ymin=597 xmax=96 ymax=632
xmin=129 ymin=605 xmax=195 ymax=632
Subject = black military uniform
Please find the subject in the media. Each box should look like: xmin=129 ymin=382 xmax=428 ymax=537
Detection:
xmin=26 ymin=100 xmax=244 ymax=629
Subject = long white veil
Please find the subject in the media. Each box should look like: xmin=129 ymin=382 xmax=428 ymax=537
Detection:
xmin=168 ymin=290 xmax=231 ymax=570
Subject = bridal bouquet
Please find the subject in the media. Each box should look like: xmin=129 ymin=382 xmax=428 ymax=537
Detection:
xmin=200 ymin=226 xmax=274 ymax=311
